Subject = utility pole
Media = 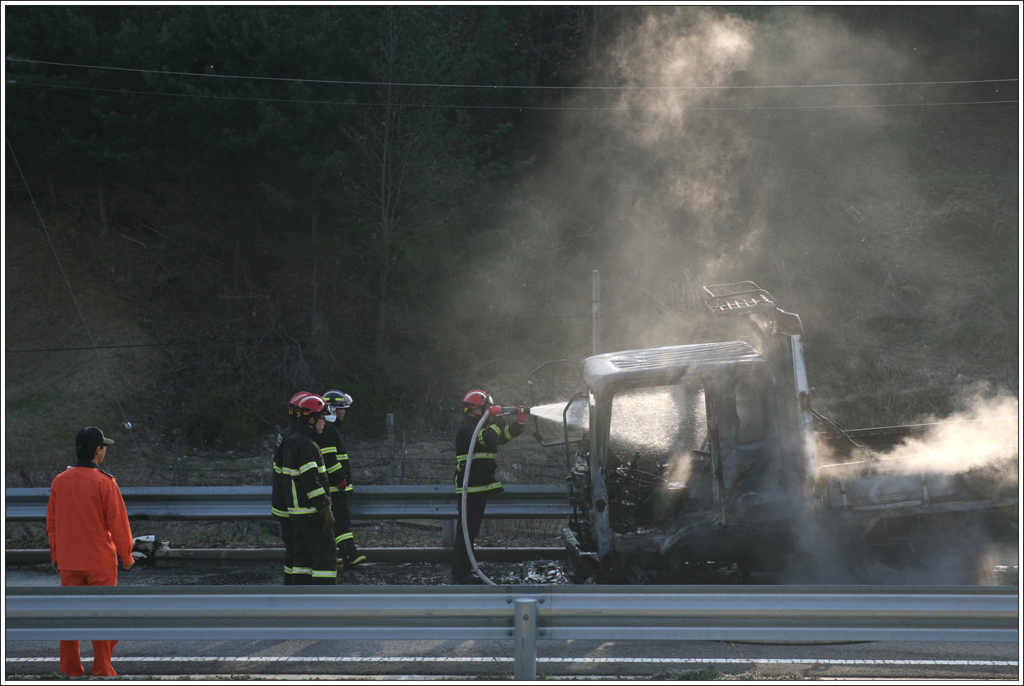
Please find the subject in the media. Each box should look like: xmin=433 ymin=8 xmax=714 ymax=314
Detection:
xmin=592 ymin=270 xmax=601 ymax=356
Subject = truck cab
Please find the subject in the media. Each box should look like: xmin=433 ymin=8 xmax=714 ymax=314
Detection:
xmin=552 ymin=282 xmax=1017 ymax=584
xmin=559 ymin=283 xmax=816 ymax=582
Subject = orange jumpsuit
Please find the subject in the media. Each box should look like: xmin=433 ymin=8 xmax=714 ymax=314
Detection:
xmin=46 ymin=462 xmax=134 ymax=677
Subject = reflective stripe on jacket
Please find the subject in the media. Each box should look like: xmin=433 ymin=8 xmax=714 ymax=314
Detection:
xmin=318 ymin=422 xmax=352 ymax=494
xmin=271 ymin=426 xmax=296 ymax=519
xmin=280 ymin=427 xmax=332 ymax=518
xmin=454 ymin=415 xmax=523 ymax=494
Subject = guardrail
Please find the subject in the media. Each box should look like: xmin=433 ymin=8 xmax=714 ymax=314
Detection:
xmin=5 ymin=546 xmax=566 ymax=566
xmin=6 ymin=585 xmax=1017 ymax=680
xmin=4 ymin=484 xmax=571 ymax=522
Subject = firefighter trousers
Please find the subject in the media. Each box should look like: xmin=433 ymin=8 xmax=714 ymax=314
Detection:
xmin=451 ymin=492 xmax=489 ymax=582
xmin=331 ymin=491 xmax=358 ymax=562
xmin=58 ymin=567 xmax=120 ymax=676
xmin=277 ymin=518 xmax=296 ymax=585
xmin=290 ymin=517 xmax=337 ymax=584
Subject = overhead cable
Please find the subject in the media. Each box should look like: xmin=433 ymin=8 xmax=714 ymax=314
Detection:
xmin=6 ymin=56 xmax=1018 ymax=91
xmin=5 ymin=80 xmax=1017 ymax=111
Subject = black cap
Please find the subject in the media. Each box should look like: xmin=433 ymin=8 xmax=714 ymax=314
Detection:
xmin=76 ymin=426 xmax=115 ymax=453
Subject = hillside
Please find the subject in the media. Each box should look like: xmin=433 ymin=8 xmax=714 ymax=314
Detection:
xmin=5 ymin=91 xmax=1017 ymax=487
xmin=4 ymin=196 xmax=166 ymax=486
xmin=3 ymin=6 xmax=1019 ymax=491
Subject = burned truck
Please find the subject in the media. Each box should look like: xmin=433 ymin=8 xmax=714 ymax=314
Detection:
xmin=543 ymin=282 xmax=1018 ymax=584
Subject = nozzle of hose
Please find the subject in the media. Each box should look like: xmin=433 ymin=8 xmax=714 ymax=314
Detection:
xmin=489 ymin=406 xmax=529 ymax=420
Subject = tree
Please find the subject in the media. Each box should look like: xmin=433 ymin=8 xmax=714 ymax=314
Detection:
xmin=333 ymin=6 xmax=537 ymax=356
xmin=5 ymin=4 xmax=547 ymax=435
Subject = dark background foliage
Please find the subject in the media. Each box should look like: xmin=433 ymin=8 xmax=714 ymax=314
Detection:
xmin=3 ymin=6 xmax=1018 ymax=482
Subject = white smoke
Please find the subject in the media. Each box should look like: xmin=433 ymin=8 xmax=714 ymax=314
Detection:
xmin=872 ymin=392 xmax=1018 ymax=476
xmin=793 ymin=388 xmax=1019 ymax=584
xmin=819 ymin=390 xmax=1019 ymax=479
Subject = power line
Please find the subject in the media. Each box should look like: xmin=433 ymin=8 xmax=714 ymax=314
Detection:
xmin=6 ymin=80 xmax=1017 ymax=112
xmin=6 ymin=340 xmax=245 ymax=354
xmin=7 ymin=57 xmax=1017 ymax=91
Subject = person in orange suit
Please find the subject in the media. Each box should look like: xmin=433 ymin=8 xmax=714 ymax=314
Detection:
xmin=46 ymin=426 xmax=135 ymax=677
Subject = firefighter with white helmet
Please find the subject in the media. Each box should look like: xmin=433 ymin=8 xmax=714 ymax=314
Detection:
xmin=319 ymin=389 xmax=365 ymax=567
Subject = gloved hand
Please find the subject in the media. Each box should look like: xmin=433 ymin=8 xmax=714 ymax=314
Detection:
xmin=516 ymin=406 xmax=528 ymax=424
xmin=487 ymin=405 xmax=503 ymax=417
xmin=322 ymin=508 xmax=336 ymax=531
xmin=337 ymin=479 xmax=347 ymax=491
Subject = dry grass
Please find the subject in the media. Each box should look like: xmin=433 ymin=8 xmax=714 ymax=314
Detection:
xmin=4 ymin=207 xmax=168 ymax=487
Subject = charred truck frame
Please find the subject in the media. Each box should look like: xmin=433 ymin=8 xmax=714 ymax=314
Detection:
xmin=544 ymin=282 xmax=1017 ymax=584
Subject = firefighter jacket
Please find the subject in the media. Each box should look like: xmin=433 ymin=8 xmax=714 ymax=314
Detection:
xmin=46 ymin=461 xmax=134 ymax=572
xmin=279 ymin=425 xmax=333 ymax=520
xmin=455 ymin=415 xmax=523 ymax=495
xmin=271 ymin=426 xmax=296 ymax=520
xmin=318 ymin=421 xmax=352 ymax=494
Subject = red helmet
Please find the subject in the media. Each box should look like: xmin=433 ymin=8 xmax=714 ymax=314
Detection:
xmin=294 ymin=394 xmax=327 ymax=417
xmin=462 ymin=389 xmax=493 ymax=413
xmin=287 ymin=392 xmax=311 ymax=416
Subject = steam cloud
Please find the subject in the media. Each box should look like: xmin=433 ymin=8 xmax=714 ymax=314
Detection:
xmin=450 ymin=6 xmax=992 ymax=371
xmin=449 ymin=7 xmax=1017 ymax=584
xmin=859 ymin=391 xmax=1017 ymax=475
xmin=796 ymin=387 xmax=1018 ymax=584
xmin=818 ymin=388 xmax=1019 ymax=478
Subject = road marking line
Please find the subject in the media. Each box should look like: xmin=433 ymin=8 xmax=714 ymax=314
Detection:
xmin=6 ymin=657 xmax=1018 ymax=666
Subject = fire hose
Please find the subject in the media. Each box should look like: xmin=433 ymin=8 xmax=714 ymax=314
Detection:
xmin=460 ymin=406 xmax=522 ymax=586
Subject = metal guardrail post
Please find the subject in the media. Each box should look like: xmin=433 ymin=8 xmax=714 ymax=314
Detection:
xmin=514 ymin=598 xmax=538 ymax=680
xmin=441 ymin=520 xmax=456 ymax=548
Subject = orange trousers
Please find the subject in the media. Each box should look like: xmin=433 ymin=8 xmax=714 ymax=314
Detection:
xmin=58 ymin=567 xmax=120 ymax=677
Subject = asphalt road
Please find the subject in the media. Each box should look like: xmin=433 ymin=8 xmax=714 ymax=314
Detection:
xmin=5 ymin=562 xmax=1019 ymax=681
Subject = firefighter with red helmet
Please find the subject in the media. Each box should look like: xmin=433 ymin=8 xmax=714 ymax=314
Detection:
xmin=319 ymin=389 xmax=365 ymax=567
xmin=278 ymin=393 xmax=337 ymax=584
xmin=271 ymin=392 xmax=310 ymax=584
xmin=452 ymin=390 xmax=526 ymax=584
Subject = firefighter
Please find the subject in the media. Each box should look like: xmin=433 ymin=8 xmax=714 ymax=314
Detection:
xmin=272 ymin=391 xmax=310 ymax=584
xmin=46 ymin=426 xmax=135 ymax=677
xmin=452 ymin=390 xmax=527 ymax=584
xmin=320 ymin=389 xmax=366 ymax=567
xmin=279 ymin=393 xmax=337 ymax=584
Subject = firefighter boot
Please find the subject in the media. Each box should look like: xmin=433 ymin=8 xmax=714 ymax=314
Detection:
xmin=342 ymin=540 xmax=366 ymax=567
